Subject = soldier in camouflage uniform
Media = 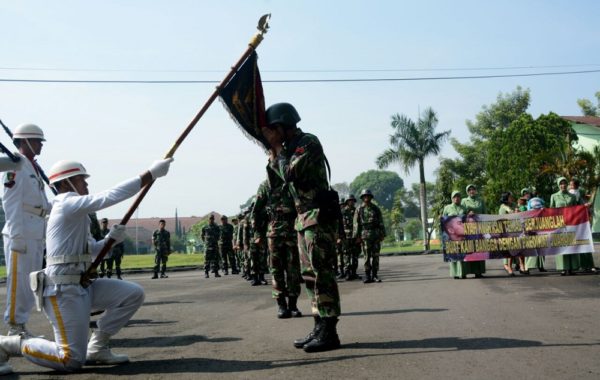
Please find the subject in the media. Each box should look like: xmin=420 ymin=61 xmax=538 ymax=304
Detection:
xmin=231 ymin=216 xmax=242 ymax=274
xmin=341 ymin=195 xmax=361 ymax=280
xmin=249 ymin=187 xmax=269 ymax=286
xmin=219 ymin=215 xmax=238 ymax=275
xmin=354 ymin=189 xmax=386 ymax=283
xmin=240 ymin=208 xmax=253 ymax=281
xmin=152 ymin=219 xmax=171 ymax=279
xmin=335 ymin=197 xmax=346 ymax=279
xmin=97 ymin=217 xmax=111 ymax=278
xmin=261 ymin=102 xmax=341 ymax=352
xmin=258 ymin=170 xmax=303 ymax=318
xmin=202 ymin=214 xmax=221 ymax=278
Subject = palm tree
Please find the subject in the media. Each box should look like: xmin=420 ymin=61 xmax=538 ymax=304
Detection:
xmin=376 ymin=107 xmax=450 ymax=250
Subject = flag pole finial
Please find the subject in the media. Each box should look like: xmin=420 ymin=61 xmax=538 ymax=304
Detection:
xmin=249 ymin=13 xmax=271 ymax=48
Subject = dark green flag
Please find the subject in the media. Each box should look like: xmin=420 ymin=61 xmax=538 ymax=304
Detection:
xmin=219 ymin=51 xmax=268 ymax=150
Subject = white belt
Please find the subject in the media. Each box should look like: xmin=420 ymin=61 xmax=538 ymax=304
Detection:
xmin=23 ymin=203 xmax=48 ymax=218
xmin=44 ymin=274 xmax=81 ymax=286
xmin=46 ymin=254 xmax=91 ymax=266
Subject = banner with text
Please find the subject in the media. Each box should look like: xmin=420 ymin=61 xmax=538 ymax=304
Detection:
xmin=441 ymin=205 xmax=593 ymax=262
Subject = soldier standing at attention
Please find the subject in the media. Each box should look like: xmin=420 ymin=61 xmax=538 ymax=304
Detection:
xmin=202 ymin=214 xmax=221 ymax=278
xmin=335 ymin=197 xmax=346 ymax=279
xmin=152 ymin=219 xmax=171 ymax=279
xmin=108 ymin=240 xmax=125 ymax=280
xmin=461 ymin=184 xmax=486 ymax=278
xmin=340 ymin=195 xmax=361 ymax=280
xmin=2 ymin=123 xmax=50 ymax=338
xmin=260 ymin=102 xmax=341 ymax=353
xmin=231 ymin=216 xmax=241 ymax=274
xmin=219 ymin=215 xmax=238 ymax=275
xmin=262 ymin=165 xmax=302 ymax=317
xmin=353 ymin=189 xmax=386 ymax=283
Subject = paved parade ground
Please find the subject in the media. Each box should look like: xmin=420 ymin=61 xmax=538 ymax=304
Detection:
xmin=2 ymin=253 xmax=600 ymax=379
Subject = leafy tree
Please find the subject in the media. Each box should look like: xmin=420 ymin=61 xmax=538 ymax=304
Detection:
xmin=332 ymin=182 xmax=350 ymax=200
xmin=577 ymin=91 xmax=600 ymax=116
xmin=376 ymin=107 xmax=450 ymax=250
xmin=433 ymin=87 xmax=531 ymax=220
xmin=404 ymin=219 xmax=421 ymax=241
xmin=349 ymin=170 xmax=404 ymax=210
xmin=486 ymin=112 xmax=578 ymax=209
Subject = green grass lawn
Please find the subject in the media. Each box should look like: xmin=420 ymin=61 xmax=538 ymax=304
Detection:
xmin=0 ymin=253 xmax=205 ymax=279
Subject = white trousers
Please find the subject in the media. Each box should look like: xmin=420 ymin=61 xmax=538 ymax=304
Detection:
xmin=3 ymin=238 xmax=44 ymax=326
xmin=21 ymin=279 xmax=144 ymax=371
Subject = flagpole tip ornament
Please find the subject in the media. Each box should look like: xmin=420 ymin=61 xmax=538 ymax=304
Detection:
xmin=249 ymin=13 xmax=271 ymax=48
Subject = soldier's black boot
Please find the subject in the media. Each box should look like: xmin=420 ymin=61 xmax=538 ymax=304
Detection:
xmin=251 ymin=274 xmax=260 ymax=286
xmin=204 ymin=269 xmax=210 ymax=279
xmin=363 ymin=271 xmax=373 ymax=283
xmin=288 ymin=296 xmax=302 ymax=318
xmin=215 ymin=270 xmax=221 ymax=278
xmin=106 ymin=270 xmax=112 ymax=279
xmin=294 ymin=316 xmax=323 ymax=348
xmin=276 ymin=297 xmax=291 ymax=319
xmin=344 ymin=269 xmax=352 ymax=281
xmin=259 ymin=273 xmax=268 ymax=285
xmin=303 ymin=317 xmax=340 ymax=352
xmin=224 ymin=268 xmax=229 ymax=275
xmin=372 ymin=270 xmax=381 ymax=283
xmin=151 ymin=272 xmax=158 ymax=279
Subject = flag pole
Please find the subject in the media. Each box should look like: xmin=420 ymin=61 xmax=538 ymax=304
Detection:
xmin=81 ymin=14 xmax=271 ymax=287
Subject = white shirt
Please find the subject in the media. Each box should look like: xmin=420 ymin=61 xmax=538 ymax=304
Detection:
xmin=44 ymin=176 xmax=141 ymax=295
xmin=1 ymin=153 xmax=50 ymax=240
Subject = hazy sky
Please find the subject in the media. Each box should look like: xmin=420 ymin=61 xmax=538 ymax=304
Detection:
xmin=1 ymin=1 xmax=599 ymax=219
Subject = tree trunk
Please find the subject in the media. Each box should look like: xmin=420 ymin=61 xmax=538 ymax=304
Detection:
xmin=418 ymin=159 xmax=430 ymax=251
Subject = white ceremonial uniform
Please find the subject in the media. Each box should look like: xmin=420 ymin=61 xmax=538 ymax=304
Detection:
xmin=20 ymin=177 xmax=145 ymax=371
xmin=2 ymin=153 xmax=50 ymax=327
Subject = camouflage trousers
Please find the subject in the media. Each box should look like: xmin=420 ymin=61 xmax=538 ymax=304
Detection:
xmin=342 ymin=239 xmax=361 ymax=274
xmin=361 ymin=238 xmax=381 ymax=274
xmin=268 ymin=235 xmax=301 ymax=299
xmin=250 ymin=242 xmax=268 ymax=275
xmin=204 ymin=247 xmax=220 ymax=272
xmin=297 ymin=224 xmax=341 ymax=318
xmin=219 ymin=244 xmax=237 ymax=271
xmin=153 ymin=252 xmax=168 ymax=275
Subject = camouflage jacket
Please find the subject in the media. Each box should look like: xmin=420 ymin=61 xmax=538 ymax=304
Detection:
xmin=202 ymin=223 xmax=220 ymax=251
xmin=341 ymin=204 xmax=356 ymax=239
xmin=269 ymin=129 xmax=329 ymax=232
xmin=264 ymin=166 xmax=297 ymax=239
xmin=89 ymin=213 xmax=103 ymax=241
xmin=251 ymin=180 xmax=269 ymax=240
xmin=353 ymin=202 xmax=386 ymax=240
xmin=219 ymin=223 xmax=234 ymax=248
xmin=153 ymin=229 xmax=171 ymax=254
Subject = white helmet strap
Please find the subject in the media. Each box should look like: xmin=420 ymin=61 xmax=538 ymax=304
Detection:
xmin=65 ymin=178 xmax=80 ymax=195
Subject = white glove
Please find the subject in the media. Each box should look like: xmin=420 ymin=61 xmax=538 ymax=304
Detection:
xmin=9 ymin=238 xmax=27 ymax=254
xmin=0 ymin=156 xmax=23 ymax=172
xmin=148 ymin=158 xmax=174 ymax=180
xmin=107 ymin=225 xmax=127 ymax=244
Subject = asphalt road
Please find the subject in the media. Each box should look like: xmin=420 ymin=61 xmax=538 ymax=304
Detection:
xmin=2 ymin=253 xmax=600 ymax=379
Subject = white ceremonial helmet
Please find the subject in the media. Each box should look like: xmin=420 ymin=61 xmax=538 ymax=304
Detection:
xmin=48 ymin=160 xmax=90 ymax=185
xmin=13 ymin=123 xmax=46 ymax=141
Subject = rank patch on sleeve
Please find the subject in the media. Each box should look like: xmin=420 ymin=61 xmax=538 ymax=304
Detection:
xmin=4 ymin=172 xmax=16 ymax=188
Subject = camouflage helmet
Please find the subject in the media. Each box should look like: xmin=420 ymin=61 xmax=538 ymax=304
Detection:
xmin=347 ymin=194 xmax=357 ymax=202
xmin=360 ymin=189 xmax=374 ymax=199
xmin=266 ymin=102 xmax=301 ymax=128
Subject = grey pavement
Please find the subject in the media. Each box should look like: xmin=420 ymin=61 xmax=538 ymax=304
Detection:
xmin=2 ymin=254 xmax=600 ymax=379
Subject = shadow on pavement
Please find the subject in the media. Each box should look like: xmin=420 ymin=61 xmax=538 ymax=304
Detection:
xmin=142 ymin=300 xmax=194 ymax=307
xmin=125 ymin=319 xmax=177 ymax=327
xmin=343 ymin=336 xmax=579 ymax=350
xmin=343 ymin=308 xmax=447 ymax=316
xmin=111 ymin=334 xmax=242 ymax=348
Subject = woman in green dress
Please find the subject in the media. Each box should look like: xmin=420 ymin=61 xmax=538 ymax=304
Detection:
xmin=443 ymin=191 xmax=467 ymax=279
xmin=460 ymin=184 xmax=486 ymax=278
xmin=550 ymin=177 xmax=583 ymax=276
